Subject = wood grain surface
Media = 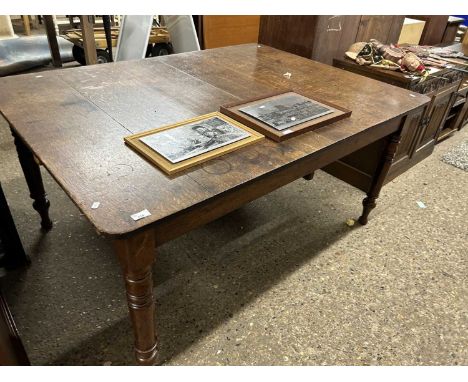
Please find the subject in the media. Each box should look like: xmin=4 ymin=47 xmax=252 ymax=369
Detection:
xmin=0 ymin=44 xmax=429 ymax=238
xmin=202 ymin=16 xmax=260 ymax=49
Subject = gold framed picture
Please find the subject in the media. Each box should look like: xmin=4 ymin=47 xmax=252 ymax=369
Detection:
xmin=124 ymin=112 xmax=264 ymax=175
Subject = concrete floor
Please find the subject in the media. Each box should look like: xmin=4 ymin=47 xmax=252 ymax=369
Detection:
xmin=1 ymin=114 xmax=467 ymax=365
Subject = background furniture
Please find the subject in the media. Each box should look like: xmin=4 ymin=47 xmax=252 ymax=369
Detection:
xmin=0 ymin=291 xmax=30 ymax=365
xmin=330 ymin=43 xmax=467 ymax=190
xmin=0 ymin=44 xmax=428 ymax=364
xmin=43 ymin=15 xmax=62 ymax=67
xmin=408 ymin=16 xmax=449 ymax=45
xmin=259 ymin=16 xmax=466 ymax=65
xmin=0 ymin=182 xmax=30 ymax=366
xmin=258 ymin=15 xmax=405 ymax=65
xmin=199 ymin=16 xmax=260 ymax=49
xmin=79 ymin=15 xmax=97 ymax=65
xmin=0 ymin=182 xmax=29 ymax=269
xmin=442 ymin=16 xmax=465 ymax=43
xmin=43 ymin=15 xmax=98 ymax=67
xmin=445 ymin=44 xmax=468 ymax=132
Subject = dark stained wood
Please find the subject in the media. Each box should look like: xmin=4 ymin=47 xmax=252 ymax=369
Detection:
xmin=114 ymin=229 xmax=157 ymax=365
xmin=442 ymin=24 xmax=461 ymax=44
xmin=10 ymin=129 xmax=52 ymax=231
xmin=356 ymin=16 xmax=405 ymax=44
xmin=152 ymin=116 xmax=403 ymax=246
xmin=0 ymin=45 xmax=429 ymax=238
xmin=0 ymin=44 xmax=430 ymax=364
xmin=43 ymin=15 xmax=62 ymax=68
xmin=358 ymin=129 xmax=402 ymax=225
xmin=453 ymin=93 xmax=468 ymax=131
xmin=0 ymin=70 xmax=217 ymax=237
xmin=409 ymin=16 xmax=449 ymax=45
xmin=333 ymin=57 xmax=464 ymax=94
xmin=0 ymin=182 xmax=29 ymax=269
xmin=258 ymin=16 xmax=318 ymax=59
xmin=434 ymin=43 xmax=468 ymax=133
xmin=423 ymin=84 xmax=458 ymax=144
xmin=0 ymin=291 xmax=30 ymax=365
xmin=388 ymin=106 xmax=429 ymax=181
xmin=0 ymin=186 xmax=29 ymax=365
xmin=387 ymin=16 xmax=406 ymax=43
xmin=331 ymin=40 xmax=468 ymax=189
xmin=311 ymin=16 xmax=362 ymax=65
xmin=79 ymin=15 xmax=97 ymax=65
xmin=259 ymin=16 xmax=405 ymax=65
xmin=331 ymin=56 xmax=462 ymax=188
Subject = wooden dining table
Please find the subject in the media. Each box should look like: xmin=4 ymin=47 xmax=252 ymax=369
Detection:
xmin=0 ymin=44 xmax=429 ymax=365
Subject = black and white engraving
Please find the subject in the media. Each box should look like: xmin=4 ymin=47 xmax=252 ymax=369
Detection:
xmin=239 ymin=93 xmax=334 ymax=131
xmin=139 ymin=116 xmax=250 ymax=164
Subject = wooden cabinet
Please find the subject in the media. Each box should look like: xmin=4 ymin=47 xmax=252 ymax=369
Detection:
xmin=327 ymin=58 xmax=463 ymax=188
xmin=0 ymin=182 xmax=29 ymax=366
xmin=259 ymin=16 xmax=405 ymax=65
xmin=450 ymin=76 xmax=468 ymax=132
xmin=419 ymin=84 xmax=458 ymax=146
xmin=441 ymin=17 xmax=465 ymax=43
xmin=323 ymin=105 xmax=429 ymax=192
xmin=333 ymin=58 xmax=463 ymax=143
xmin=453 ymin=96 xmax=468 ymax=131
xmin=390 ymin=106 xmax=429 ymax=179
xmin=407 ymin=16 xmax=449 ymax=45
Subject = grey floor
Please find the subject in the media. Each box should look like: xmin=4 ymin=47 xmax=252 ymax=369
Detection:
xmin=1 ymin=115 xmax=467 ymax=365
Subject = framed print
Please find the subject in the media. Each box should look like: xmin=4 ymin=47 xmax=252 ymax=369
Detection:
xmin=220 ymin=90 xmax=352 ymax=142
xmin=124 ymin=112 xmax=264 ymax=175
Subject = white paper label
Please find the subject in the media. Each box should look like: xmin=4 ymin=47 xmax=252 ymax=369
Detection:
xmin=283 ymin=129 xmax=293 ymax=135
xmin=91 ymin=202 xmax=100 ymax=209
xmin=416 ymin=201 xmax=427 ymax=209
xmin=131 ymin=209 xmax=151 ymax=221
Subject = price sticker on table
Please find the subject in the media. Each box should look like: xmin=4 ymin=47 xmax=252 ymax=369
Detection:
xmin=131 ymin=209 xmax=152 ymax=221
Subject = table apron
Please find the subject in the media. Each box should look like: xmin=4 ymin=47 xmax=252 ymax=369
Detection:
xmin=150 ymin=116 xmax=404 ymax=246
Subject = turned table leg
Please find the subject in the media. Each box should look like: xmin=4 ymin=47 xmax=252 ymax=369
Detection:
xmin=114 ymin=230 xmax=158 ymax=365
xmin=358 ymin=131 xmax=402 ymax=225
xmin=11 ymin=129 xmax=53 ymax=231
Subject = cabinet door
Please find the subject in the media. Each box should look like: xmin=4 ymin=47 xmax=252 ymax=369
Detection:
xmin=456 ymin=77 xmax=468 ymax=130
xmin=386 ymin=105 xmax=429 ymax=182
xmin=452 ymin=98 xmax=468 ymax=131
xmin=416 ymin=84 xmax=458 ymax=151
xmin=460 ymin=103 xmax=468 ymax=130
xmin=394 ymin=105 xmax=427 ymax=163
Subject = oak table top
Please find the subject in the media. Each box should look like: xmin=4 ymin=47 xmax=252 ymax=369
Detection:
xmin=0 ymin=44 xmax=431 ymax=364
xmin=0 ymin=44 xmax=428 ymax=239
